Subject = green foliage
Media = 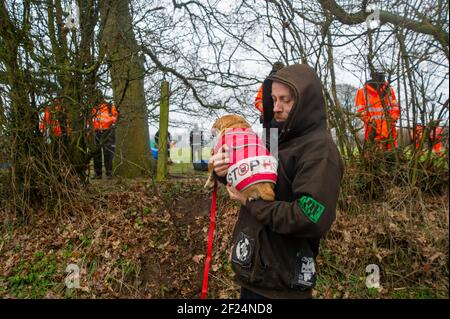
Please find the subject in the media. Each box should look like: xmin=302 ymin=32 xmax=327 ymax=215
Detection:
xmin=391 ymin=286 xmax=443 ymax=299
xmin=62 ymin=241 xmax=73 ymax=259
xmin=7 ymin=252 xmax=59 ymax=298
xmin=79 ymin=235 xmax=92 ymax=247
xmin=159 ymin=283 xmax=170 ymax=297
xmin=87 ymin=258 xmax=98 ymax=277
xmin=115 ymin=259 xmax=138 ymax=277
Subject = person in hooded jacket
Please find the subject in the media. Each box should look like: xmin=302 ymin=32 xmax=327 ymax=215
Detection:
xmin=211 ymin=64 xmax=344 ymax=299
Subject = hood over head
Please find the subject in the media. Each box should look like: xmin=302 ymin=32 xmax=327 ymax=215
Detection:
xmin=263 ymin=64 xmax=327 ymax=143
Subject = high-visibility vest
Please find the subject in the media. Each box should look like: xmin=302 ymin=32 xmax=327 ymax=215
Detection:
xmin=355 ymin=82 xmax=399 ymax=141
xmin=412 ymin=125 xmax=443 ymax=154
xmin=39 ymin=104 xmax=67 ymax=137
xmin=213 ymin=128 xmax=277 ymax=191
xmin=92 ymin=102 xmax=118 ymax=130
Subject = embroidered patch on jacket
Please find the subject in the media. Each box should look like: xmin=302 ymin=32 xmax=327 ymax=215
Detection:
xmin=231 ymin=232 xmax=255 ymax=268
xmin=292 ymin=251 xmax=317 ymax=290
xmin=298 ymin=196 xmax=325 ymax=223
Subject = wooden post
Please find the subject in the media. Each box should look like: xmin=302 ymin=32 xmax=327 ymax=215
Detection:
xmin=156 ymin=80 xmax=169 ymax=181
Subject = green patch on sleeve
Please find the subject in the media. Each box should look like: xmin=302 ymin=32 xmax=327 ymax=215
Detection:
xmin=298 ymin=196 xmax=325 ymax=224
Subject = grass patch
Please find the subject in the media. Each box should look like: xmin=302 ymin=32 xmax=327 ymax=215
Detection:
xmin=170 ymin=147 xmax=211 ymax=164
xmin=390 ymin=286 xmax=443 ymax=299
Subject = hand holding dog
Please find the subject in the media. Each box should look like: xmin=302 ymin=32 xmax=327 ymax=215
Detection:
xmin=212 ymin=144 xmax=230 ymax=177
xmin=205 ymin=114 xmax=276 ymax=202
xmin=226 ymin=184 xmax=247 ymax=206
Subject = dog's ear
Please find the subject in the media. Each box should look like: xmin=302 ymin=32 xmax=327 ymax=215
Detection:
xmin=212 ymin=117 xmax=223 ymax=131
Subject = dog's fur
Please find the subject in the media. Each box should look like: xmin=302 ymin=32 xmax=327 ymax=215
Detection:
xmin=204 ymin=114 xmax=275 ymax=201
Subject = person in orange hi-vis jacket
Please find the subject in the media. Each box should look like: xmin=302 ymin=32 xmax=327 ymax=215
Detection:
xmin=91 ymin=90 xmax=118 ymax=179
xmin=355 ymin=70 xmax=400 ymax=150
xmin=412 ymin=121 xmax=444 ymax=156
xmin=39 ymin=96 xmax=70 ymax=137
xmin=431 ymin=126 xmax=444 ymax=155
xmin=254 ymin=61 xmax=285 ymax=124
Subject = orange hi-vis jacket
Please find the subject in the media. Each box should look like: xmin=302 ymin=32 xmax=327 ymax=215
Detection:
xmin=92 ymin=102 xmax=118 ymax=131
xmin=254 ymin=84 xmax=263 ymax=113
xmin=39 ymin=103 xmax=68 ymax=137
xmin=412 ymin=125 xmax=443 ymax=155
xmin=355 ymin=82 xmax=400 ymax=146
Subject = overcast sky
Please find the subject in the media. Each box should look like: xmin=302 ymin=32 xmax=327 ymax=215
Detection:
xmin=140 ymin=1 xmax=448 ymax=140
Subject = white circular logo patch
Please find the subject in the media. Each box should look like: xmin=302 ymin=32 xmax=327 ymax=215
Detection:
xmin=236 ymin=237 xmax=250 ymax=262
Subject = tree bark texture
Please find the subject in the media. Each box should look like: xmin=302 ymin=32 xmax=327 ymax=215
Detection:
xmin=100 ymin=0 xmax=151 ymax=178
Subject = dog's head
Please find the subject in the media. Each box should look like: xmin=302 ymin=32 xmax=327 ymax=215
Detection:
xmin=211 ymin=114 xmax=251 ymax=137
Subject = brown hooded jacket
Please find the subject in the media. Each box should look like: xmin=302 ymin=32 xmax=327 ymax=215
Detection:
xmin=230 ymin=64 xmax=344 ymax=298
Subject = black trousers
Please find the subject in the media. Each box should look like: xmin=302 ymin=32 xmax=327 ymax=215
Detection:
xmin=94 ymin=129 xmax=115 ymax=176
xmin=240 ymin=287 xmax=268 ymax=299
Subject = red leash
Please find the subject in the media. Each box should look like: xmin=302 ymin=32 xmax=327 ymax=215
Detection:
xmin=201 ymin=181 xmax=218 ymax=299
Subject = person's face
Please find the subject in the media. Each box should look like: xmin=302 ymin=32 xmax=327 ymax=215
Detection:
xmin=272 ymin=81 xmax=295 ymax=122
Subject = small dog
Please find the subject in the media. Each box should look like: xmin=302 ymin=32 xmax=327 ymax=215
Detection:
xmin=204 ymin=114 xmax=277 ymax=201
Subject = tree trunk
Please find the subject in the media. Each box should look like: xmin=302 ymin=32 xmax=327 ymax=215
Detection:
xmin=156 ymin=81 xmax=169 ymax=182
xmin=99 ymin=0 xmax=151 ymax=178
xmin=0 ymin=1 xmax=37 ymax=213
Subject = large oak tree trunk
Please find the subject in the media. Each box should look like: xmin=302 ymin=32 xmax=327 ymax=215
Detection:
xmin=100 ymin=0 xmax=151 ymax=178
